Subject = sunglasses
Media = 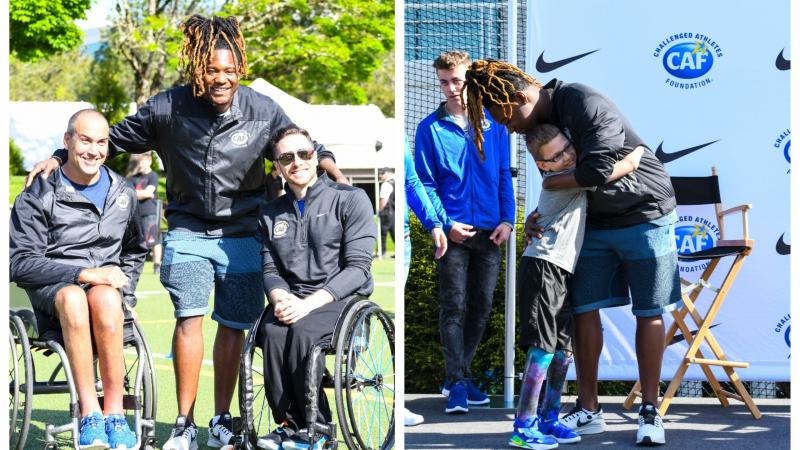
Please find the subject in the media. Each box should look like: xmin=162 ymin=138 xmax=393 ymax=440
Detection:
xmin=276 ymin=148 xmax=315 ymax=166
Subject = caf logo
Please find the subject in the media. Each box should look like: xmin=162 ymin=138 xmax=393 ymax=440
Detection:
xmin=675 ymin=215 xmax=720 ymax=274
xmin=116 ymin=195 xmax=130 ymax=210
xmin=231 ymin=130 xmax=249 ymax=147
xmin=273 ymin=220 xmax=289 ymax=238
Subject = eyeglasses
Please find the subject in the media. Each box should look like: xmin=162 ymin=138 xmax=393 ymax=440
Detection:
xmin=276 ymin=148 xmax=315 ymax=166
xmin=538 ymin=141 xmax=573 ymax=163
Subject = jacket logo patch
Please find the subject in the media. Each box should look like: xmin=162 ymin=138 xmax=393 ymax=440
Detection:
xmin=231 ymin=130 xmax=249 ymax=146
xmin=273 ymin=220 xmax=289 ymax=238
xmin=116 ymin=195 xmax=130 ymax=210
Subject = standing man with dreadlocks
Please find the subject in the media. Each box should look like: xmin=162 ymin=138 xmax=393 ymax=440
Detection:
xmin=463 ymin=60 xmax=680 ymax=446
xmin=414 ymin=50 xmax=516 ymax=415
xmin=26 ymin=15 xmax=348 ymax=450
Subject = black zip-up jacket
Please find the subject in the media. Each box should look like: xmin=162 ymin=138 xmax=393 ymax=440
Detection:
xmin=545 ymin=79 xmax=676 ymax=227
xmin=10 ymin=168 xmax=147 ymax=306
xmin=54 ymin=85 xmax=335 ymax=236
xmin=260 ymin=175 xmax=375 ymax=301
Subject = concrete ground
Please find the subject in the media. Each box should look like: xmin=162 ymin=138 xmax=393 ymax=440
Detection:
xmin=403 ymin=395 xmax=790 ymax=449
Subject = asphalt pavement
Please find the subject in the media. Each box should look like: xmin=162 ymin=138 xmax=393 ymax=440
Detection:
xmin=403 ymin=395 xmax=790 ymax=449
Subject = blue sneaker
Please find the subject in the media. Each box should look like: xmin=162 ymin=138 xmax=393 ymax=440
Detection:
xmin=465 ymin=380 xmax=490 ymax=405
xmin=281 ymin=428 xmax=328 ymax=450
xmin=445 ymin=380 xmax=469 ymax=414
xmin=105 ymin=414 xmax=137 ymax=450
xmin=79 ymin=412 xmax=109 ymax=449
xmin=538 ymin=416 xmax=581 ymax=444
xmin=508 ymin=417 xmax=558 ymax=449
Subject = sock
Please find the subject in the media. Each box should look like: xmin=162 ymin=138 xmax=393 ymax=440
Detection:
xmin=540 ymin=350 xmax=572 ymax=422
xmin=516 ymin=346 xmax=554 ymax=424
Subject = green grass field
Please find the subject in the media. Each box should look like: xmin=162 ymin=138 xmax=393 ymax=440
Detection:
xmin=10 ymin=258 xmax=395 ymax=449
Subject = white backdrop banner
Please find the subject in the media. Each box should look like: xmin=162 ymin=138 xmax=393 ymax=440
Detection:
xmin=524 ymin=0 xmax=790 ymax=381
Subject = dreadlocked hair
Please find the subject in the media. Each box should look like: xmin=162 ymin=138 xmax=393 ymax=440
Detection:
xmin=463 ymin=59 xmax=542 ymax=158
xmin=180 ymin=14 xmax=248 ymax=97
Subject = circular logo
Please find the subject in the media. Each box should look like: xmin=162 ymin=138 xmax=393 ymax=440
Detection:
xmin=273 ymin=220 xmax=289 ymax=238
xmin=663 ymin=42 xmax=714 ymax=79
xmin=116 ymin=195 xmax=129 ymax=210
xmin=785 ymin=325 xmax=791 ymax=348
xmin=675 ymin=224 xmax=715 ymax=254
xmin=231 ymin=130 xmax=249 ymax=147
xmin=784 ymin=140 xmax=791 ymax=163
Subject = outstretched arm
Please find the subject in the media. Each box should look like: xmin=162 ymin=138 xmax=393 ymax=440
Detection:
xmin=606 ymin=146 xmax=644 ymax=182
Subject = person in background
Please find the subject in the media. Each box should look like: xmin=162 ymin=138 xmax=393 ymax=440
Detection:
xmin=378 ymin=167 xmax=396 ymax=256
xmin=126 ymin=152 xmax=163 ymax=273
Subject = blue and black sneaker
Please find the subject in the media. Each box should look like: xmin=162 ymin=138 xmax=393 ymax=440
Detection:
xmin=282 ymin=428 xmax=328 ymax=450
xmin=105 ymin=414 xmax=137 ymax=450
xmin=508 ymin=417 xmax=559 ymax=450
xmin=79 ymin=411 xmax=109 ymax=450
xmin=538 ymin=416 xmax=580 ymax=444
xmin=444 ymin=380 xmax=468 ymax=414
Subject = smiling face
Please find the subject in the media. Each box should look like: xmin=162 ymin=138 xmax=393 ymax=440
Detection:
xmin=63 ymin=113 xmax=109 ymax=184
xmin=201 ymin=49 xmax=240 ymax=113
xmin=275 ymin=133 xmax=319 ymax=191
xmin=437 ymin=63 xmax=468 ymax=112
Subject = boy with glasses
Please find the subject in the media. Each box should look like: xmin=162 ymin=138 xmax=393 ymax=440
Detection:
xmin=510 ymin=124 xmax=641 ymax=449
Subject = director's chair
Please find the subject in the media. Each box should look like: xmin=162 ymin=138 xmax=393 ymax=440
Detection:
xmin=624 ymin=167 xmax=761 ymax=419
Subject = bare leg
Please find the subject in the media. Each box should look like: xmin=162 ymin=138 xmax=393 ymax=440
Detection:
xmin=54 ymin=286 xmax=100 ymax=417
xmin=152 ymin=244 xmax=163 ymax=266
xmin=87 ymin=286 xmax=125 ymax=415
xmin=573 ymin=311 xmax=602 ymax=411
xmin=173 ymin=316 xmax=204 ymax=421
xmin=636 ymin=315 xmax=665 ymax=405
xmin=213 ymin=324 xmax=244 ymax=414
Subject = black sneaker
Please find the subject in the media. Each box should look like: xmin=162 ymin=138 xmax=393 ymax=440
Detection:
xmin=208 ymin=411 xmax=237 ymax=448
xmin=636 ymin=402 xmax=665 ymax=446
xmin=162 ymin=415 xmax=198 ymax=450
xmin=257 ymin=422 xmax=295 ymax=450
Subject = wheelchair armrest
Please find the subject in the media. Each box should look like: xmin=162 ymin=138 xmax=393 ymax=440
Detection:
xmin=716 ymin=203 xmax=752 ymax=241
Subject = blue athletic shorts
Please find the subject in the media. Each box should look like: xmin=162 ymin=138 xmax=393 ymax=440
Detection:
xmin=570 ymin=211 xmax=682 ymax=317
xmin=160 ymin=231 xmax=264 ymax=329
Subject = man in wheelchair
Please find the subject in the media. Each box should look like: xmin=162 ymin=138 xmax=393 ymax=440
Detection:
xmin=257 ymin=126 xmax=376 ymax=450
xmin=10 ymin=109 xmax=148 ymax=450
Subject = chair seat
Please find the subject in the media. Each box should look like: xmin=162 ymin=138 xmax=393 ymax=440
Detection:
xmin=678 ymin=245 xmax=748 ymax=260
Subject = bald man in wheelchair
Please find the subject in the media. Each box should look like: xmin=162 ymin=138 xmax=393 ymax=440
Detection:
xmin=10 ymin=109 xmax=147 ymax=450
xmin=256 ymin=126 xmax=376 ymax=450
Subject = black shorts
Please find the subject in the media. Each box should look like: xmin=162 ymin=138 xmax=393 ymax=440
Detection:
xmin=138 ymin=214 xmax=162 ymax=248
xmin=517 ymin=257 xmax=573 ymax=353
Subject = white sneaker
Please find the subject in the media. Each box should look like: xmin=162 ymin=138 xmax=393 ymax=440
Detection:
xmin=162 ymin=415 xmax=199 ymax=450
xmin=404 ymin=408 xmax=424 ymax=426
xmin=208 ymin=411 xmax=237 ymax=448
xmin=561 ymin=401 xmax=606 ymax=435
xmin=636 ymin=402 xmax=665 ymax=446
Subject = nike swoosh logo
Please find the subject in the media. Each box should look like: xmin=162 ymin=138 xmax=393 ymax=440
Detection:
xmin=655 ymin=140 xmax=719 ymax=163
xmin=776 ymin=48 xmax=790 ymax=71
xmin=536 ymin=49 xmax=600 ymax=73
xmin=776 ymin=233 xmax=790 ymax=255
xmin=669 ymin=324 xmax=721 ymax=345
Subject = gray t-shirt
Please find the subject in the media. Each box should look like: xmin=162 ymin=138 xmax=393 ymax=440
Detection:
xmin=522 ymin=171 xmax=592 ymax=273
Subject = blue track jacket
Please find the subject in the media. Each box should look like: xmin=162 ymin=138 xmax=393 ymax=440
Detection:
xmin=414 ymin=103 xmax=515 ymax=233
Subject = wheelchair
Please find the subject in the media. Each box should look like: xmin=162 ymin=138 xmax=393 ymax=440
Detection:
xmin=236 ymin=297 xmax=395 ymax=450
xmin=9 ymin=285 xmax=158 ymax=450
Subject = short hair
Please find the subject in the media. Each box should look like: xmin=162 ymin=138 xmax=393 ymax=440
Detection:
xmin=66 ymin=109 xmax=108 ymax=135
xmin=433 ymin=51 xmax=471 ymax=70
xmin=525 ymin=124 xmax=562 ymax=160
xmin=268 ymin=126 xmax=313 ymax=159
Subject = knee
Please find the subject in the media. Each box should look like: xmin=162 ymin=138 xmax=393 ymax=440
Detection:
xmin=54 ymin=286 xmax=90 ymax=330
xmin=87 ymin=286 xmax=123 ymax=331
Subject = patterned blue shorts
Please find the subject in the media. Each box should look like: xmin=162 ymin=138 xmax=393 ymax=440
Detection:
xmin=160 ymin=231 xmax=264 ymax=329
xmin=570 ymin=211 xmax=682 ymax=317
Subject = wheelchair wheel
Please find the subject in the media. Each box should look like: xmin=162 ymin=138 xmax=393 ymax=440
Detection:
xmin=9 ymin=315 xmax=33 ymax=450
xmin=334 ymin=301 xmax=395 ymax=450
xmin=239 ymin=310 xmax=273 ymax=449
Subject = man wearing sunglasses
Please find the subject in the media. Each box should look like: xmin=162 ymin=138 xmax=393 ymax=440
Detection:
xmin=256 ymin=126 xmax=376 ymax=450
